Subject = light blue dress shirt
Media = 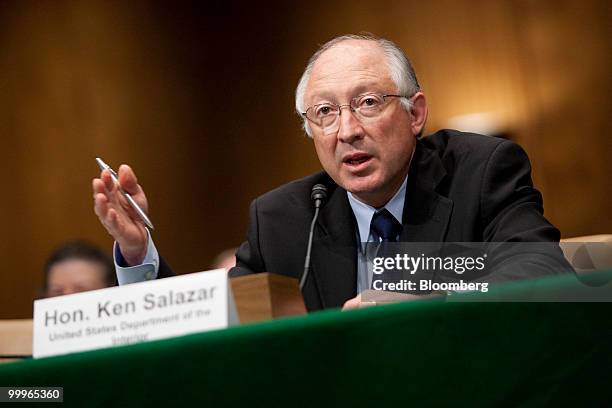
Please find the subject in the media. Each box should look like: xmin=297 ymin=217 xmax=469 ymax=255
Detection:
xmin=347 ymin=176 xmax=407 ymax=293
xmin=116 ymin=176 xmax=408 ymax=294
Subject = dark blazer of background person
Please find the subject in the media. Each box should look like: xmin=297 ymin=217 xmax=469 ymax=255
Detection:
xmin=156 ymin=130 xmax=573 ymax=310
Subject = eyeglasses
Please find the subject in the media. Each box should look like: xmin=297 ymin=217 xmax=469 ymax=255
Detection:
xmin=301 ymin=92 xmax=409 ymax=135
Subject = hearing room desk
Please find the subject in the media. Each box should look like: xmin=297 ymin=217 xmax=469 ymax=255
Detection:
xmin=1 ymin=271 xmax=611 ymax=407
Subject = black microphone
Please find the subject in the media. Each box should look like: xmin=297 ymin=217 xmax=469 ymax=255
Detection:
xmin=299 ymin=184 xmax=328 ymax=290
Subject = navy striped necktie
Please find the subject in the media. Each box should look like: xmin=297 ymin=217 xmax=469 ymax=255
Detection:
xmin=370 ymin=209 xmax=402 ymax=243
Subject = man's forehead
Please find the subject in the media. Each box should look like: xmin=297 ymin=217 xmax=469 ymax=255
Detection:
xmin=49 ymin=259 xmax=105 ymax=278
xmin=307 ymin=40 xmax=393 ymax=98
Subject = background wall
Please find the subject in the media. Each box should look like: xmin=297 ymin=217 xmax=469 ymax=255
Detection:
xmin=1 ymin=0 xmax=610 ymax=318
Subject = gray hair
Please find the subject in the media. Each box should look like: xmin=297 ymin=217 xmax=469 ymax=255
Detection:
xmin=295 ymin=34 xmax=421 ymax=137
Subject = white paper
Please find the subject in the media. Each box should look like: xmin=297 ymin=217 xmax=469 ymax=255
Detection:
xmin=33 ymin=269 xmax=234 ymax=358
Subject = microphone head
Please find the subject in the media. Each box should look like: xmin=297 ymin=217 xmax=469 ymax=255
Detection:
xmin=311 ymin=184 xmax=328 ymax=206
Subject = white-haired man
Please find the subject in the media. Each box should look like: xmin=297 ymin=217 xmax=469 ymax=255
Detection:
xmin=93 ymin=34 xmax=571 ymax=311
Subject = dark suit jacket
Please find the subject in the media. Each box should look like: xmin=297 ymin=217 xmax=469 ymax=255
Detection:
xmin=160 ymin=129 xmax=572 ymax=311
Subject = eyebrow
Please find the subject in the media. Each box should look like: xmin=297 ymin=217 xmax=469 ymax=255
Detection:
xmin=308 ymin=82 xmax=388 ymax=106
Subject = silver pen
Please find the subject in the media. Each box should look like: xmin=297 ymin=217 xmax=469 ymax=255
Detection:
xmin=95 ymin=157 xmax=155 ymax=230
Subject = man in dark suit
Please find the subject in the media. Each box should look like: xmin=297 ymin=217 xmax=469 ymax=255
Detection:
xmin=92 ymin=34 xmax=570 ymax=311
xmin=227 ymin=129 xmax=570 ymax=310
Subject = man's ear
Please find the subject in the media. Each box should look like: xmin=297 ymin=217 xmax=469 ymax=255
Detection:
xmin=409 ymin=92 xmax=428 ymax=136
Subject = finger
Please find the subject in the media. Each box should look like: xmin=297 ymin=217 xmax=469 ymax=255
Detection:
xmin=107 ymin=208 xmax=122 ymax=233
xmin=342 ymin=297 xmax=359 ymax=311
xmin=92 ymin=178 xmax=107 ymax=195
xmin=94 ymin=193 xmax=113 ymax=230
xmin=100 ymin=169 xmax=116 ymax=193
xmin=118 ymin=164 xmax=140 ymax=195
xmin=98 ymin=169 xmax=133 ymax=211
xmin=117 ymin=164 xmax=148 ymax=211
xmin=94 ymin=194 xmax=125 ymax=238
xmin=96 ymin=182 xmax=136 ymax=227
xmin=94 ymin=193 xmax=114 ymax=225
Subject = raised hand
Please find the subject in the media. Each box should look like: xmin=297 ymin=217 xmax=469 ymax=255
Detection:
xmin=93 ymin=164 xmax=150 ymax=266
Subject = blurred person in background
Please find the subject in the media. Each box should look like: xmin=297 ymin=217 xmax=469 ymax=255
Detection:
xmin=42 ymin=241 xmax=115 ymax=298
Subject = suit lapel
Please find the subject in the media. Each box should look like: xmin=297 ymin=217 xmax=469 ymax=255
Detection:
xmin=307 ymin=139 xmax=453 ymax=308
xmin=310 ymin=185 xmax=357 ymax=308
xmin=400 ymin=140 xmax=453 ymax=242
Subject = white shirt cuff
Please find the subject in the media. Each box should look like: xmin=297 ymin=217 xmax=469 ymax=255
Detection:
xmin=114 ymin=228 xmax=160 ymax=285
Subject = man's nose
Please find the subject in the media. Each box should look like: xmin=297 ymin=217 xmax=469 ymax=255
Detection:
xmin=336 ymin=105 xmax=364 ymax=143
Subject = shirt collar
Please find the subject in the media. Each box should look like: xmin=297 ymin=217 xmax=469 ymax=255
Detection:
xmin=347 ymin=175 xmax=408 ymax=243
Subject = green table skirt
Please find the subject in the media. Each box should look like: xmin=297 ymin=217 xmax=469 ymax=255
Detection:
xmin=1 ymin=272 xmax=611 ymax=407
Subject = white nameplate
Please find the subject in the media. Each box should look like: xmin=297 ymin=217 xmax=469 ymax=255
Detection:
xmin=33 ymin=269 xmax=237 ymax=358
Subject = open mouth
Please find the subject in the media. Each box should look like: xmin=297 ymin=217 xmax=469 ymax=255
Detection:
xmin=343 ymin=153 xmax=373 ymax=168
